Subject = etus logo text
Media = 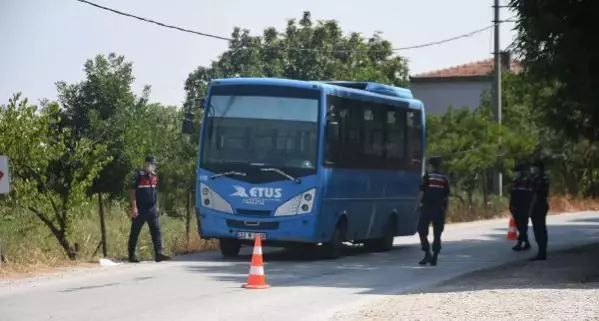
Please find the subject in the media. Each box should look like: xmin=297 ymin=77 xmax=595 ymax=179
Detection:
xmin=230 ymin=185 xmax=282 ymax=201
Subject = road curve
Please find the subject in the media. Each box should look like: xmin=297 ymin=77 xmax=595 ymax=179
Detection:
xmin=1 ymin=211 xmax=598 ymax=321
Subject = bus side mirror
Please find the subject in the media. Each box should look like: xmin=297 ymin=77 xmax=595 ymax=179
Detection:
xmin=181 ymin=111 xmax=195 ymax=135
xmin=197 ymin=98 xmax=206 ymax=110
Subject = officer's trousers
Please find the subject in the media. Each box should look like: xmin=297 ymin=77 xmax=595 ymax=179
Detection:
xmin=128 ymin=207 xmax=164 ymax=257
xmin=511 ymin=209 xmax=530 ymax=243
xmin=531 ymin=205 xmax=548 ymax=254
xmin=417 ymin=207 xmax=446 ymax=253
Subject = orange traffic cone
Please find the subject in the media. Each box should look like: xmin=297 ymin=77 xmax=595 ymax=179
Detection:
xmin=506 ymin=217 xmax=518 ymax=240
xmin=242 ymin=235 xmax=270 ymax=289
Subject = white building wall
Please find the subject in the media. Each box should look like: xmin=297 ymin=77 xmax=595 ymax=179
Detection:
xmin=410 ymin=80 xmax=492 ymax=115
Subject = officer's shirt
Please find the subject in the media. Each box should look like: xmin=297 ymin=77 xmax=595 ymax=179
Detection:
xmin=419 ymin=171 xmax=450 ymax=210
xmin=509 ymin=176 xmax=533 ymax=209
xmin=531 ymin=174 xmax=550 ymax=210
xmin=132 ymin=169 xmax=158 ymax=210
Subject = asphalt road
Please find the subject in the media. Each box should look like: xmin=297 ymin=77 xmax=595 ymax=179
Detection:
xmin=1 ymin=211 xmax=599 ymax=321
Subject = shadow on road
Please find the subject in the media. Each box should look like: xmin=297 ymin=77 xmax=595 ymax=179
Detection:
xmin=404 ymin=241 xmax=599 ymax=296
xmin=170 ymin=219 xmax=599 ymax=295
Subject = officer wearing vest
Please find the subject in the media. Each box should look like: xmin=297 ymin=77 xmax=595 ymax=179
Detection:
xmin=509 ymin=162 xmax=533 ymax=252
xmin=128 ymin=155 xmax=171 ymax=263
xmin=528 ymin=159 xmax=550 ymax=261
xmin=417 ymin=156 xmax=450 ymax=266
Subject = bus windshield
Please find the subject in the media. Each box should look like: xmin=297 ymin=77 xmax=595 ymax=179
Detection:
xmin=200 ymin=84 xmax=320 ymax=178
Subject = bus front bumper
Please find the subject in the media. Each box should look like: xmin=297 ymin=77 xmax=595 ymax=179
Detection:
xmin=197 ymin=209 xmax=318 ymax=243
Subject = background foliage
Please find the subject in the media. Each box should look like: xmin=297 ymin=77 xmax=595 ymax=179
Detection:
xmin=1 ymin=10 xmax=597 ymax=268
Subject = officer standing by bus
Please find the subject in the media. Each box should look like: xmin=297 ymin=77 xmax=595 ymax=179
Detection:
xmin=509 ymin=162 xmax=532 ymax=252
xmin=416 ymin=156 xmax=450 ymax=266
xmin=128 ymin=155 xmax=171 ymax=263
xmin=528 ymin=159 xmax=550 ymax=261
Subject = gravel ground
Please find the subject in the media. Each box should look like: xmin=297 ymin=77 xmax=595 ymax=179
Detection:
xmin=332 ymin=243 xmax=599 ymax=321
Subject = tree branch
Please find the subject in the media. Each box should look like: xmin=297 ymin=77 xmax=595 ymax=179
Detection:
xmin=21 ymin=163 xmax=61 ymax=219
xmin=27 ymin=206 xmax=61 ymax=238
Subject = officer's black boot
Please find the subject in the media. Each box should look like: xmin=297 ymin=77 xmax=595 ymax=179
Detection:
xmin=155 ymin=252 xmax=171 ymax=262
xmin=531 ymin=248 xmax=547 ymax=261
xmin=522 ymin=241 xmax=531 ymax=251
xmin=418 ymin=251 xmax=432 ymax=265
xmin=128 ymin=255 xmax=140 ymax=263
xmin=512 ymin=241 xmax=523 ymax=251
xmin=430 ymin=252 xmax=439 ymax=266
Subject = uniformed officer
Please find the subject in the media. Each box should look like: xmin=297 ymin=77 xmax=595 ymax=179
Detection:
xmin=528 ymin=159 xmax=550 ymax=261
xmin=128 ymin=155 xmax=171 ymax=263
xmin=417 ymin=156 xmax=450 ymax=266
xmin=509 ymin=162 xmax=533 ymax=251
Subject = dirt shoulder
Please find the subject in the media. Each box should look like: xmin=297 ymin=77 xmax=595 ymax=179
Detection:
xmin=334 ymin=243 xmax=599 ymax=321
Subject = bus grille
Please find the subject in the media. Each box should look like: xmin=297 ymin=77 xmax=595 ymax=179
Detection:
xmin=235 ymin=208 xmax=272 ymax=216
xmin=226 ymin=219 xmax=279 ymax=230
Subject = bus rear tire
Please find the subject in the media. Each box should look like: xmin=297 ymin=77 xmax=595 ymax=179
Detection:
xmin=380 ymin=216 xmax=396 ymax=251
xmin=219 ymin=238 xmax=241 ymax=258
xmin=322 ymin=220 xmax=346 ymax=259
xmin=364 ymin=216 xmax=396 ymax=252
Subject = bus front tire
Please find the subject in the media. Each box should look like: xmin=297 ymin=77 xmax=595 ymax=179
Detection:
xmin=322 ymin=221 xmax=346 ymax=259
xmin=219 ymin=238 xmax=241 ymax=258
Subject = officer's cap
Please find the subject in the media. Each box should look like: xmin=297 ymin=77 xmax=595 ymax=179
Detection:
xmin=145 ymin=155 xmax=156 ymax=165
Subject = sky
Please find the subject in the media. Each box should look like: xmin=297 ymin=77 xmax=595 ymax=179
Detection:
xmin=0 ymin=0 xmax=517 ymax=107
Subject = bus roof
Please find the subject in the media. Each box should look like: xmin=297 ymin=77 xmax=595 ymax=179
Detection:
xmin=209 ymin=77 xmax=424 ymax=111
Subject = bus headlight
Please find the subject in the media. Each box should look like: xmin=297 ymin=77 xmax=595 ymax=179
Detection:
xmin=199 ymin=183 xmax=234 ymax=214
xmin=274 ymin=188 xmax=316 ymax=216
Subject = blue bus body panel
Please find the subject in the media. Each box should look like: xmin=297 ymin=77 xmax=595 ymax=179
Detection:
xmin=321 ymin=81 xmax=414 ymax=99
xmin=195 ymin=77 xmax=425 ymax=244
xmin=315 ymin=84 xmax=423 ymax=241
xmin=210 ymin=77 xmax=324 ymax=90
xmin=197 ymin=169 xmax=321 ymax=242
xmin=195 ymin=77 xmax=326 ymax=243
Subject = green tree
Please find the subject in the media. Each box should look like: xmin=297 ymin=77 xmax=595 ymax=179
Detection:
xmin=427 ymin=103 xmax=535 ymax=206
xmin=56 ymin=53 xmax=150 ymax=201
xmin=0 ymin=94 xmax=109 ymax=259
xmin=184 ymin=11 xmax=410 ymax=103
xmin=510 ymin=0 xmax=599 ymax=142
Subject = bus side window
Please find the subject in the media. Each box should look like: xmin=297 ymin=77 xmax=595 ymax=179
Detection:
xmin=325 ymin=96 xmax=341 ymax=165
xmin=324 ymin=95 xmax=356 ymax=168
xmin=362 ymin=101 xmax=385 ymax=168
xmin=385 ymin=107 xmax=407 ymax=170
xmin=407 ymin=110 xmax=422 ymax=171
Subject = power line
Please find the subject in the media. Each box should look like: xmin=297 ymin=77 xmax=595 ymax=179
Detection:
xmin=75 ymin=0 xmax=501 ymax=53
xmin=396 ymin=26 xmax=492 ymax=51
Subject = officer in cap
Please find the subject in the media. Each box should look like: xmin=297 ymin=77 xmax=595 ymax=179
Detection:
xmin=528 ymin=159 xmax=550 ymax=261
xmin=509 ymin=162 xmax=533 ymax=251
xmin=128 ymin=155 xmax=171 ymax=263
xmin=416 ymin=156 xmax=450 ymax=266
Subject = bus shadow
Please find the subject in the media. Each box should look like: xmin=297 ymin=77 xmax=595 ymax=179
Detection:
xmin=173 ymin=243 xmax=408 ymax=263
xmin=177 ymin=221 xmax=599 ymax=295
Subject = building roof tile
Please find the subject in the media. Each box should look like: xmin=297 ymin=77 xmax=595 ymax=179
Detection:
xmin=411 ymin=58 xmax=523 ymax=79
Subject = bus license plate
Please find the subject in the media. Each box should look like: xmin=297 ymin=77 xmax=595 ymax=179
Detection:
xmin=237 ymin=232 xmax=266 ymax=240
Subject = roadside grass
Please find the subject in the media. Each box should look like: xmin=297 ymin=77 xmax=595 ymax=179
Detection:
xmin=0 ymin=202 xmax=218 ymax=278
xmin=0 ymin=194 xmax=597 ymax=278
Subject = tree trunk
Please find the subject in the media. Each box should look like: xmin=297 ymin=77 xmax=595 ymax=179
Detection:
xmin=29 ymin=207 xmax=77 ymax=260
xmin=98 ymin=192 xmax=108 ymax=258
xmin=185 ymin=190 xmax=193 ymax=250
xmin=56 ymin=232 xmax=77 ymax=260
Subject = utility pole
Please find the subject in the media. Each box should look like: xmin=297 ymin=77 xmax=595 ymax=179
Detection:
xmin=493 ymin=0 xmax=503 ymax=197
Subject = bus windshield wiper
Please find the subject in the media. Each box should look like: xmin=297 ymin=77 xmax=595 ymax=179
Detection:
xmin=260 ymin=167 xmax=301 ymax=184
xmin=210 ymin=171 xmax=247 ymax=180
